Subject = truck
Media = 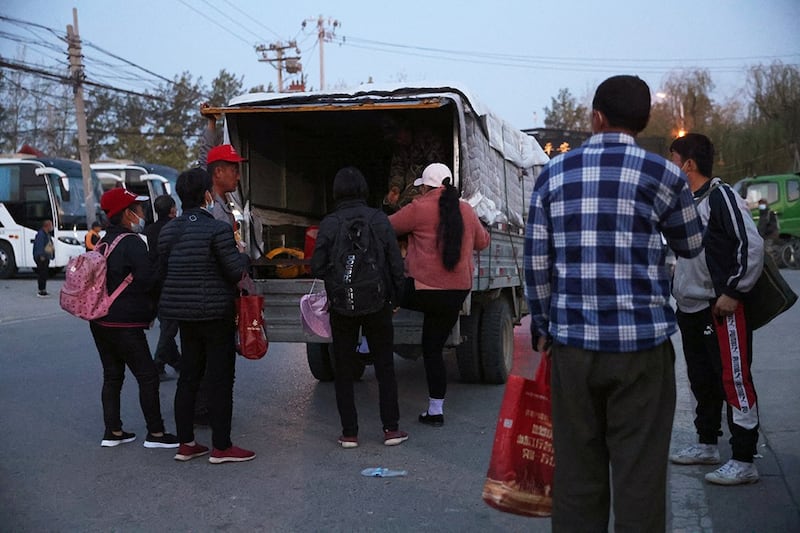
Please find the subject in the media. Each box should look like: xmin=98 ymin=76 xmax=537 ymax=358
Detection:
xmin=204 ymin=83 xmax=549 ymax=384
xmin=740 ymin=173 xmax=800 ymax=267
xmin=0 ymin=154 xmax=104 ymax=278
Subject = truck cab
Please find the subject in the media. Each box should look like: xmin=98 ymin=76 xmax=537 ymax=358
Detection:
xmin=742 ymin=173 xmax=800 ymax=239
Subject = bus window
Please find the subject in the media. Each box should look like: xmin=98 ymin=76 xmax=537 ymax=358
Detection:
xmin=43 ymin=170 xmax=103 ymax=231
xmin=0 ymin=164 xmax=53 ymax=229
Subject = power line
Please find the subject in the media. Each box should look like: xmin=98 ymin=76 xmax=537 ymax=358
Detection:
xmin=219 ymin=0 xmax=283 ymax=40
xmin=1 ymin=14 xmax=210 ymax=98
xmin=175 ymin=0 xmax=253 ymax=47
xmin=0 ymin=58 xmax=165 ymax=100
xmin=196 ymin=0 xmax=268 ymax=43
xmin=343 ymin=35 xmax=800 ymax=66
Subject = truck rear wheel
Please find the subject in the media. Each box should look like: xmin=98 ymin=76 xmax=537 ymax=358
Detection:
xmin=0 ymin=242 xmax=17 ymax=279
xmin=455 ymin=303 xmax=483 ymax=383
xmin=480 ymin=297 xmax=514 ymax=384
xmin=306 ymin=343 xmax=335 ymax=381
xmin=306 ymin=343 xmax=366 ymax=382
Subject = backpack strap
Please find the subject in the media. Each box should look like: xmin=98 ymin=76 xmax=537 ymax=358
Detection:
xmin=694 ymin=177 xmax=724 ymax=205
xmin=101 ymin=233 xmax=138 ymax=298
xmin=102 ymin=232 xmax=137 ymax=258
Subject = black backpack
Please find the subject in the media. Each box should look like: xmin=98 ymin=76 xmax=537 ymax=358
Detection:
xmin=327 ymin=210 xmax=386 ymax=316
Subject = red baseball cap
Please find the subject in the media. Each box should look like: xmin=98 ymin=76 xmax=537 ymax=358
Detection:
xmin=207 ymin=144 xmax=247 ymax=164
xmin=101 ymin=188 xmax=148 ymax=218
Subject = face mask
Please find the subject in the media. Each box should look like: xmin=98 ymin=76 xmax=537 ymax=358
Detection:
xmin=759 ymin=204 xmax=767 ymax=211
xmin=131 ymin=213 xmax=145 ymax=233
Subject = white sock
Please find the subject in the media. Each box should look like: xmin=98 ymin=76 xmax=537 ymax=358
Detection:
xmin=427 ymin=398 xmax=444 ymax=416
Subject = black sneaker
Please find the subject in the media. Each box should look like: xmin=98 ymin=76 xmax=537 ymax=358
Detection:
xmin=418 ymin=412 xmax=444 ymax=427
xmin=37 ymin=290 xmax=49 ymax=298
xmin=101 ymin=430 xmax=136 ymax=447
xmin=143 ymin=432 xmax=180 ymax=449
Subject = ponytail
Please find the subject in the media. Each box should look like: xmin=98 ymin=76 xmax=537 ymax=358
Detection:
xmin=437 ymin=179 xmax=464 ymax=271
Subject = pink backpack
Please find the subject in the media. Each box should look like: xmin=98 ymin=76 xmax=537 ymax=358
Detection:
xmin=60 ymin=233 xmax=137 ymax=320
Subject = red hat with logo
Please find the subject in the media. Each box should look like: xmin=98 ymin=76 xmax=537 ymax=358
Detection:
xmin=207 ymin=144 xmax=247 ymax=164
xmin=101 ymin=188 xmax=148 ymax=218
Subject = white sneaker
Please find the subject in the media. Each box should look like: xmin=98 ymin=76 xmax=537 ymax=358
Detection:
xmin=705 ymin=459 xmax=759 ymax=485
xmin=670 ymin=443 xmax=721 ymax=465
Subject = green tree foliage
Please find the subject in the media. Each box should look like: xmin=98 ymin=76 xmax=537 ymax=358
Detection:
xmin=543 ymin=88 xmax=589 ymax=131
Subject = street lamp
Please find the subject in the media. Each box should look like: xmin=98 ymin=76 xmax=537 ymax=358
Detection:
xmin=655 ymin=91 xmax=686 ymax=138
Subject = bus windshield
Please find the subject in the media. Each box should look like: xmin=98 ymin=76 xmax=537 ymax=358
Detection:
xmin=45 ymin=167 xmax=104 ymax=231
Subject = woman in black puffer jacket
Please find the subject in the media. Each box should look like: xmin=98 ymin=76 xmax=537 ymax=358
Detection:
xmin=158 ymin=167 xmax=253 ymax=464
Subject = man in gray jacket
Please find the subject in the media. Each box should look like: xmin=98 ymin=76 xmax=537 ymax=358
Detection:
xmin=669 ymin=133 xmax=764 ymax=485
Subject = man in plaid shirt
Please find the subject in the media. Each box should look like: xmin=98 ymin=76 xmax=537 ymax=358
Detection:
xmin=524 ymin=75 xmax=704 ymax=532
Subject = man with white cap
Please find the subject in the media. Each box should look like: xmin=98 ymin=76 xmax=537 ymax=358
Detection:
xmin=89 ymin=188 xmax=179 ymax=450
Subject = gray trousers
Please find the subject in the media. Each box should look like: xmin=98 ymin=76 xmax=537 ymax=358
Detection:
xmin=550 ymin=340 xmax=676 ymax=533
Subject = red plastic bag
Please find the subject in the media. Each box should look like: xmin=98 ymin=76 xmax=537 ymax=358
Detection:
xmin=482 ymin=354 xmax=553 ymax=517
xmin=235 ymin=294 xmax=268 ymax=360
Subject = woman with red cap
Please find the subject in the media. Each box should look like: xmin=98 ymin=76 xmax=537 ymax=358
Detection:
xmin=89 ymin=188 xmax=179 ymax=449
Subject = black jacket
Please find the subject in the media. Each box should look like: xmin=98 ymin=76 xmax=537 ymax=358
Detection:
xmin=95 ymin=226 xmax=159 ymax=326
xmin=311 ymin=198 xmax=405 ymax=306
xmin=158 ymin=208 xmax=248 ymax=321
xmin=144 ymin=217 xmax=170 ymax=262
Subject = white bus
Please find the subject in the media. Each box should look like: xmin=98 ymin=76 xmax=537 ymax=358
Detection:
xmin=90 ymin=161 xmax=180 ymax=223
xmin=0 ymin=155 xmax=104 ymax=278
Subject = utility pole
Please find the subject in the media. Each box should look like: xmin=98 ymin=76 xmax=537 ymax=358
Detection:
xmin=302 ymin=16 xmax=339 ymax=91
xmin=66 ymin=7 xmax=96 ymax=227
xmin=255 ymin=41 xmax=301 ymax=93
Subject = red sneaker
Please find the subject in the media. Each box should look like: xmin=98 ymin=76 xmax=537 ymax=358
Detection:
xmin=209 ymin=445 xmax=256 ymax=464
xmin=338 ymin=435 xmax=359 ymax=449
xmin=383 ymin=429 xmax=409 ymax=446
xmin=174 ymin=442 xmax=209 ymax=461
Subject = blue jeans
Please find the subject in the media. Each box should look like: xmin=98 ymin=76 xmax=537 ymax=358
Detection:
xmin=175 ymin=318 xmax=236 ymax=450
xmin=90 ymin=323 xmax=165 ymax=434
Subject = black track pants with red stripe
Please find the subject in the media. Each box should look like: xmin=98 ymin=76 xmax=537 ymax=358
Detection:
xmin=676 ymin=303 xmax=759 ymax=462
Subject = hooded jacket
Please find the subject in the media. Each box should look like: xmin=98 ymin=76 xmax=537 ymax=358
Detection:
xmin=672 ymin=177 xmax=764 ymax=313
xmin=311 ymin=198 xmax=405 ymax=306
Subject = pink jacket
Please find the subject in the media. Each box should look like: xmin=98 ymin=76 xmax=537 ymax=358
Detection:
xmin=389 ymin=188 xmax=490 ymax=290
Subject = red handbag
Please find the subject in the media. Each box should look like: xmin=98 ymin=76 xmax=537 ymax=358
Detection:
xmin=482 ymin=353 xmax=553 ymax=517
xmin=235 ymin=279 xmax=268 ymax=360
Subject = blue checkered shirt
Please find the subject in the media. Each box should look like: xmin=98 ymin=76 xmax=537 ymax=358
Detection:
xmin=524 ymin=132 xmax=704 ymax=352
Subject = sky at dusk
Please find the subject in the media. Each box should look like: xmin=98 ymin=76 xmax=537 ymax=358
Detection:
xmin=1 ymin=0 xmax=799 ymax=129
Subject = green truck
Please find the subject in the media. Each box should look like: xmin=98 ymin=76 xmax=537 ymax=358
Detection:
xmin=740 ymin=173 xmax=800 ymax=267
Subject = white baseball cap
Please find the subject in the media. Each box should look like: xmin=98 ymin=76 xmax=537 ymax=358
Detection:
xmin=413 ymin=163 xmax=452 ymax=188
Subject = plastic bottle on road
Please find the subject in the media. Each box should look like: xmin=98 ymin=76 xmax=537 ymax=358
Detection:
xmin=361 ymin=467 xmax=407 ymax=477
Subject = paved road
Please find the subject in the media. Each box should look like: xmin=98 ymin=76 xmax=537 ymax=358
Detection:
xmin=0 ymin=270 xmax=798 ymax=531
